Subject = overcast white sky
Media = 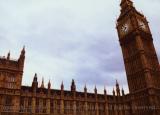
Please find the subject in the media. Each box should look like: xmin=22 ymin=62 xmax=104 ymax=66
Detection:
xmin=0 ymin=0 xmax=160 ymax=94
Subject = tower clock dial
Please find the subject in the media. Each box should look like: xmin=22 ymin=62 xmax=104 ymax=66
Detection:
xmin=121 ymin=23 xmax=129 ymax=33
xmin=118 ymin=22 xmax=130 ymax=37
xmin=118 ymin=19 xmax=132 ymax=38
xmin=138 ymin=19 xmax=148 ymax=31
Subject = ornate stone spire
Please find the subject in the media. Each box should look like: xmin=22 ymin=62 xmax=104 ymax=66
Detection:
xmin=33 ymin=73 xmax=37 ymax=82
xmin=18 ymin=46 xmax=25 ymax=70
xmin=21 ymin=46 xmax=25 ymax=57
xmin=41 ymin=78 xmax=44 ymax=88
xmin=7 ymin=51 xmax=10 ymax=60
xmin=84 ymin=84 xmax=87 ymax=93
xmin=32 ymin=73 xmax=38 ymax=92
xmin=116 ymin=80 xmax=120 ymax=96
xmin=113 ymin=88 xmax=115 ymax=96
xmin=104 ymin=86 xmax=107 ymax=95
xmin=122 ymin=87 xmax=125 ymax=96
xmin=48 ymin=80 xmax=51 ymax=89
xmin=61 ymin=81 xmax=64 ymax=90
xmin=71 ymin=79 xmax=76 ymax=91
xmin=94 ymin=85 xmax=97 ymax=94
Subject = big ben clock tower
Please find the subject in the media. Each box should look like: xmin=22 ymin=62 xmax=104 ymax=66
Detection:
xmin=116 ymin=0 xmax=160 ymax=115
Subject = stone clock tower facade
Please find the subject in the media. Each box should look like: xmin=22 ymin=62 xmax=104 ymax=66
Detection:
xmin=117 ymin=0 xmax=160 ymax=115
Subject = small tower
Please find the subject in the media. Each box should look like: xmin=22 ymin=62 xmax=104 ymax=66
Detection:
xmin=61 ymin=81 xmax=64 ymax=91
xmin=41 ymin=78 xmax=45 ymax=88
xmin=32 ymin=73 xmax=38 ymax=87
xmin=94 ymin=86 xmax=97 ymax=95
xmin=122 ymin=88 xmax=125 ymax=96
xmin=84 ymin=84 xmax=87 ymax=99
xmin=18 ymin=46 xmax=25 ymax=70
xmin=84 ymin=84 xmax=87 ymax=93
xmin=116 ymin=80 xmax=120 ymax=96
xmin=60 ymin=81 xmax=64 ymax=99
xmin=48 ymin=80 xmax=51 ymax=89
xmin=7 ymin=51 xmax=10 ymax=60
xmin=19 ymin=46 xmax=25 ymax=59
xmin=0 ymin=49 xmax=25 ymax=113
xmin=32 ymin=73 xmax=38 ymax=92
xmin=47 ymin=80 xmax=51 ymax=96
xmin=71 ymin=79 xmax=76 ymax=91
xmin=104 ymin=86 xmax=107 ymax=95
xmin=113 ymin=88 xmax=115 ymax=96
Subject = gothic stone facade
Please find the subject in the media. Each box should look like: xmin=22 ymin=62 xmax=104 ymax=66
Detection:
xmin=0 ymin=0 xmax=160 ymax=115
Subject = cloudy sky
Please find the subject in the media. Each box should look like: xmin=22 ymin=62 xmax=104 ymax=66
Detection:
xmin=0 ymin=0 xmax=160 ymax=94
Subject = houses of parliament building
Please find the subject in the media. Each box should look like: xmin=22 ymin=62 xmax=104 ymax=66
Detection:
xmin=0 ymin=0 xmax=160 ymax=115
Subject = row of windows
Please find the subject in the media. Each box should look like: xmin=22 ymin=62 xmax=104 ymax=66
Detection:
xmin=5 ymin=82 xmax=16 ymax=89
xmin=0 ymin=72 xmax=16 ymax=81
xmin=7 ymin=76 xmax=16 ymax=82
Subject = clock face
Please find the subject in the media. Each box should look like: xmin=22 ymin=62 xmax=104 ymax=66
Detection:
xmin=138 ymin=20 xmax=147 ymax=31
xmin=119 ymin=23 xmax=129 ymax=37
xmin=118 ymin=19 xmax=132 ymax=38
xmin=121 ymin=23 xmax=129 ymax=33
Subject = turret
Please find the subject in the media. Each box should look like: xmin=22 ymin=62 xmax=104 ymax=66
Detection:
xmin=113 ymin=88 xmax=115 ymax=96
xmin=41 ymin=78 xmax=45 ymax=88
xmin=7 ymin=51 xmax=10 ymax=60
xmin=104 ymin=86 xmax=107 ymax=95
xmin=71 ymin=79 xmax=76 ymax=91
xmin=47 ymin=80 xmax=51 ymax=96
xmin=84 ymin=84 xmax=87 ymax=93
xmin=116 ymin=80 xmax=120 ymax=96
xmin=60 ymin=81 xmax=64 ymax=99
xmin=19 ymin=46 xmax=25 ymax=59
xmin=18 ymin=46 xmax=25 ymax=70
xmin=61 ymin=81 xmax=64 ymax=91
xmin=122 ymin=88 xmax=125 ymax=96
xmin=84 ymin=84 xmax=87 ymax=98
xmin=32 ymin=73 xmax=38 ymax=93
xmin=94 ymin=86 xmax=97 ymax=95
xmin=48 ymin=80 xmax=51 ymax=89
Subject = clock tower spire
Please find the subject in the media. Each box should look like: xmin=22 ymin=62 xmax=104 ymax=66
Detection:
xmin=117 ymin=0 xmax=160 ymax=115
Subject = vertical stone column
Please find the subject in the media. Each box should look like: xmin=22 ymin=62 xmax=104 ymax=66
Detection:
xmin=84 ymin=85 xmax=88 ymax=115
xmin=105 ymin=102 xmax=109 ymax=115
xmin=135 ymin=35 xmax=153 ymax=87
xmin=13 ymin=96 xmax=20 ymax=113
xmin=73 ymin=100 xmax=76 ymax=115
xmin=119 ymin=97 xmax=123 ymax=115
xmin=0 ymin=95 xmax=3 ymax=112
xmin=71 ymin=79 xmax=76 ymax=115
xmin=31 ymin=73 xmax=38 ymax=114
xmin=72 ymin=91 xmax=76 ymax=115
xmin=46 ymin=98 xmax=50 ymax=114
xmin=113 ymin=89 xmax=118 ymax=115
xmin=60 ymin=99 xmax=64 ymax=115
xmin=104 ymin=88 xmax=109 ymax=115
xmin=32 ymin=97 xmax=36 ymax=114
xmin=60 ymin=82 xmax=64 ymax=115
xmin=84 ymin=101 xmax=88 ymax=115
xmin=94 ymin=87 xmax=99 ymax=115
xmin=121 ymin=90 xmax=125 ymax=115
xmin=47 ymin=80 xmax=51 ymax=114
xmin=95 ymin=102 xmax=99 ymax=115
